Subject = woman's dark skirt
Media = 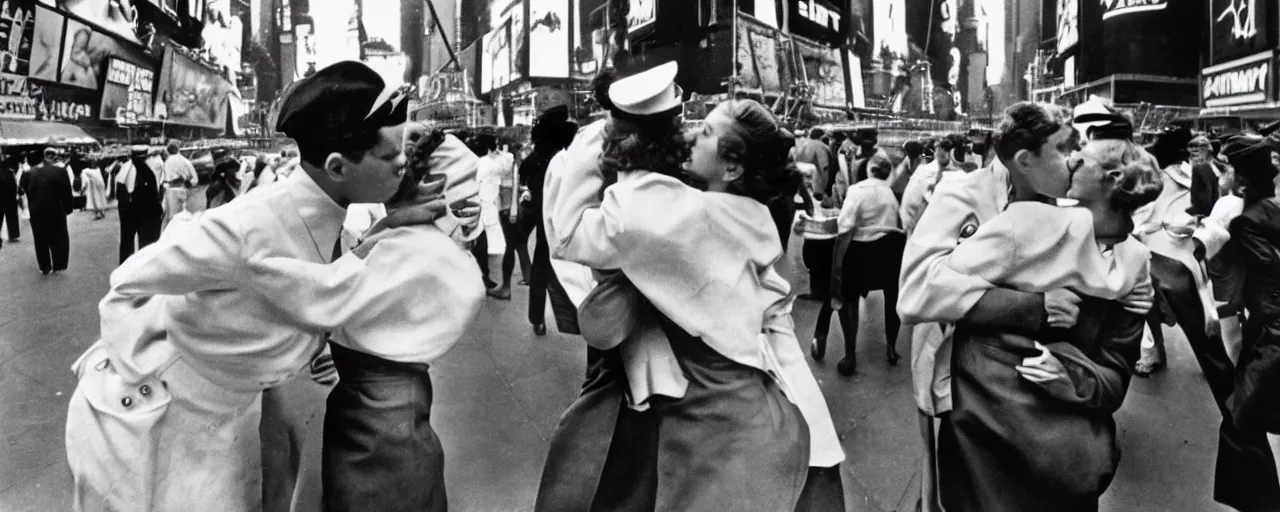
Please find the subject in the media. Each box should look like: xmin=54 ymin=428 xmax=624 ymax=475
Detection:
xmin=535 ymin=316 xmax=810 ymax=512
xmin=323 ymin=343 xmax=447 ymax=512
xmin=839 ymin=233 xmax=905 ymax=298
xmin=801 ymin=238 xmax=835 ymax=299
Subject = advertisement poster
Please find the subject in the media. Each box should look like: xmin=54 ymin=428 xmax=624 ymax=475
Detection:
xmin=56 ymin=0 xmax=141 ymax=43
xmin=794 ymin=38 xmax=846 ymax=107
xmin=482 ymin=20 xmax=511 ymax=93
xmin=735 ymin=20 xmax=782 ymax=93
xmin=529 ymin=0 xmax=570 ymax=78
xmin=1056 ymin=0 xmax=1078 ymax=52
xmin=509 ymin=3 xmax=525 ymax=82
xmin=627 ymin=0 xmax=655 ymax=33
xmin=872 ymin=0 xmax=907 ymax=61
xmin=1211 ymin=0 xmax=1269 ymax=64
xmin=0 ymin=3 xmax=34 ymax=76
xmin=100 ymin=56 xmax=154 ymax=124
xmin=847 ymin=51 xmax=865 ymax=108
xmin=59 ymin=18 xmax=97 ymax=88
xmin=28 ymin=4 xmax=61 ymax=82
xmin=156 ymin=46 xmax=233 ymax=129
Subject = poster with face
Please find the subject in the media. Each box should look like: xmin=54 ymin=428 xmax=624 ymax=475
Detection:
xmin=529 ymin=0 xmax=569 ymax=78
xmin=735 ymin=21 xmax=781 ymax=93
xmin=57 ymin=0 xmax=140 ymax=43
xmin=28 ymin=4 xmax=61 ymax=82
xmin=795 ymin=38 xmax=846 ymax=108
xmin=60 ymin=19 xmax=99 ymax=89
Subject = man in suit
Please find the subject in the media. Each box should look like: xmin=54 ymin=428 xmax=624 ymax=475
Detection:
xmin=18 ymin=147 xmax=73 ymax=274
xmin=0 ymin=156 xmax=19 ymax=247
xmin=116 ymin=144 xmax=164 ymax=263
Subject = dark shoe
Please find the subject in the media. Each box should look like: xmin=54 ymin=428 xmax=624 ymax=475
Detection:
xmin=836 ymin=357 xmax=857 ymax=376
xmin=487 ymin=286 xmax=511 ymax=300
xmin=810 ymin=338 xmax=826 ymax=362
xmin=40 ymin=269 xmax=50 ymax=276
xmin=483 ymin=279 xmax=498 ymax=290
xmin=886 ymin=349 xmax=900 ymax=366
xmin=533 ymin=323 xmax=547 ymax=336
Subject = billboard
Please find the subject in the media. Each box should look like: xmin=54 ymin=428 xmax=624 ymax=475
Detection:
xmin=28 ymin=4 xmax=60 ymax=82
xmin=481 ymin=19 xmax=512 ymax=93
xmin=1056 ymin=0 xmax=1078 ymax=52
xmin=1210 ymin=0 xmax=1270 ymax=65
xmin=57 ymin=17 xmax=154 ymax=90
xmin=1101 ymin=0 xmax=1167 ymax=21
xmin=789 ymin=0 xmax=847 ymax=46
xmin=871 ymin=0 xmax=907 ymax=62
xmin=155 ymin=46 xmax=234 ymax=129
xmin=509 ymin=1 xmax=525 ymax=82
xmin=0 ymin=2 xmax=35 ymax=76
xmin=793 ymin=37 xmax=846 ymax=107
xmin=735 ymin=17 xmax=783 ymax=93
xmin=627 ymin=0 xmax=655 ymax=33
xmin=528 ymin=0 xmax=569 ymax=78
xmin=56 ymin=0 xmax=142 ymax=44
xmin=1202 ymin=50 xmax=1273 ymax=108
xmin=100 ymin=56 xmax=154 ymax=124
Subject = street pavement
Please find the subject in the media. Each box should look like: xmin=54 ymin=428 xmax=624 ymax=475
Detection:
xmin=0 ymin=203 xmax=1236 ymax=511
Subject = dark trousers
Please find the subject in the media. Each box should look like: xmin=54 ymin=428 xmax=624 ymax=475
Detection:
xmin=498 ymin=213 xmax=532 ymax=286
xmin=0 ymin=199 xmax=18 ymax=240
xmin=529 ymin=217 xmax=580 ymax=329
xmin=323 ymin=343 xmax=447 ymax=512
xmin=30 ymin=212 xmax=68 ymax=272
xmin=469 ymin=229 xmax=492 ymax=286
xmin=119 ymin=207 xmax=161 ymax=264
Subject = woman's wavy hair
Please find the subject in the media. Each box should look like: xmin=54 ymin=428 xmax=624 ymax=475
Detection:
xmin=712 ymin=99 xmax=801 ymax=206
xmin=1083 ymin=138 xmax=1164 ymax=213
xmin=598 ymin=114 xmax=690 ymax=181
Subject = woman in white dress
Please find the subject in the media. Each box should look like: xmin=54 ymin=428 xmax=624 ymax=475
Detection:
xmin=82 ymin=158 xmax=108 ymax=219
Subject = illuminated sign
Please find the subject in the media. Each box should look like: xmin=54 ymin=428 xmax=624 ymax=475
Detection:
xmin=1211 ymin=0 xmax=1270 ymax=64
xmin=628 ymin=0 xmax=655 ymax=32
xmin=1202 ymin=50 xmax=1273 ymax=107
xmin=1101 ymin=0 xmax=1168 ymax=20
xmin=1057 ymin=0 xmax=1079 ymax=52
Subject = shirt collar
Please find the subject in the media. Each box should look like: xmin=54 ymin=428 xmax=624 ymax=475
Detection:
xmin=284 ymin=170 xmax=348 ymax=261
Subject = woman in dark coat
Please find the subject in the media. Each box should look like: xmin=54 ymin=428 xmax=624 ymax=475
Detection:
xmin=1219 ymin=133 xmax=1280 ymax=511
xmin=522 ymin=106 xmax=581 ymax=336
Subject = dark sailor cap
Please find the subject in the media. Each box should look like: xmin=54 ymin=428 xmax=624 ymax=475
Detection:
xmin=274 ymin=61 xmax=410 ymax=144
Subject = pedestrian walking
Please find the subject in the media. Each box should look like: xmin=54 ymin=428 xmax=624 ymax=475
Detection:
xmin=0 ymin=157 xmax=19 ymax=244
xmin=115 ymin=145 xmax=163 ymax=264
xmin=160 ymin=140 xmax=197 ymax=232
xmin=522 ymin=106 xmax=580 ymax=336
xmin=18 ymin=147 xmax=73 ymax=275
xmin=82 ymin=158 xmax=108 ymax=219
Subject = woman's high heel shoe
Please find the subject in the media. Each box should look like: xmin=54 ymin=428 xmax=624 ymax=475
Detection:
xmin=811 ymin=338 xmax=826 ymax=362
xmin=533 ymin=323 xmax=547 ymax=336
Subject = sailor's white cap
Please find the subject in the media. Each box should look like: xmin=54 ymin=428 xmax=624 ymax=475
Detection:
xmin=1072 ymin=96 xmax=1113 ymax=136
xmin=608 ymin=61 xmax=682 ymax=117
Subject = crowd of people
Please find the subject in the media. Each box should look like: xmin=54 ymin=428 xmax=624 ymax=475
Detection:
xmin=42 ymin=57 xmax=1280 ymax=512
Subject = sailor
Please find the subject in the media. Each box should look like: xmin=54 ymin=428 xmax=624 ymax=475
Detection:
xmin=64 ymin=60 xmax=459 ymax=512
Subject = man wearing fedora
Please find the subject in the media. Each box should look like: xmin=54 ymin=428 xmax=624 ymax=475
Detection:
xmin=115 ymin=144 xmax=164 ymax=263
